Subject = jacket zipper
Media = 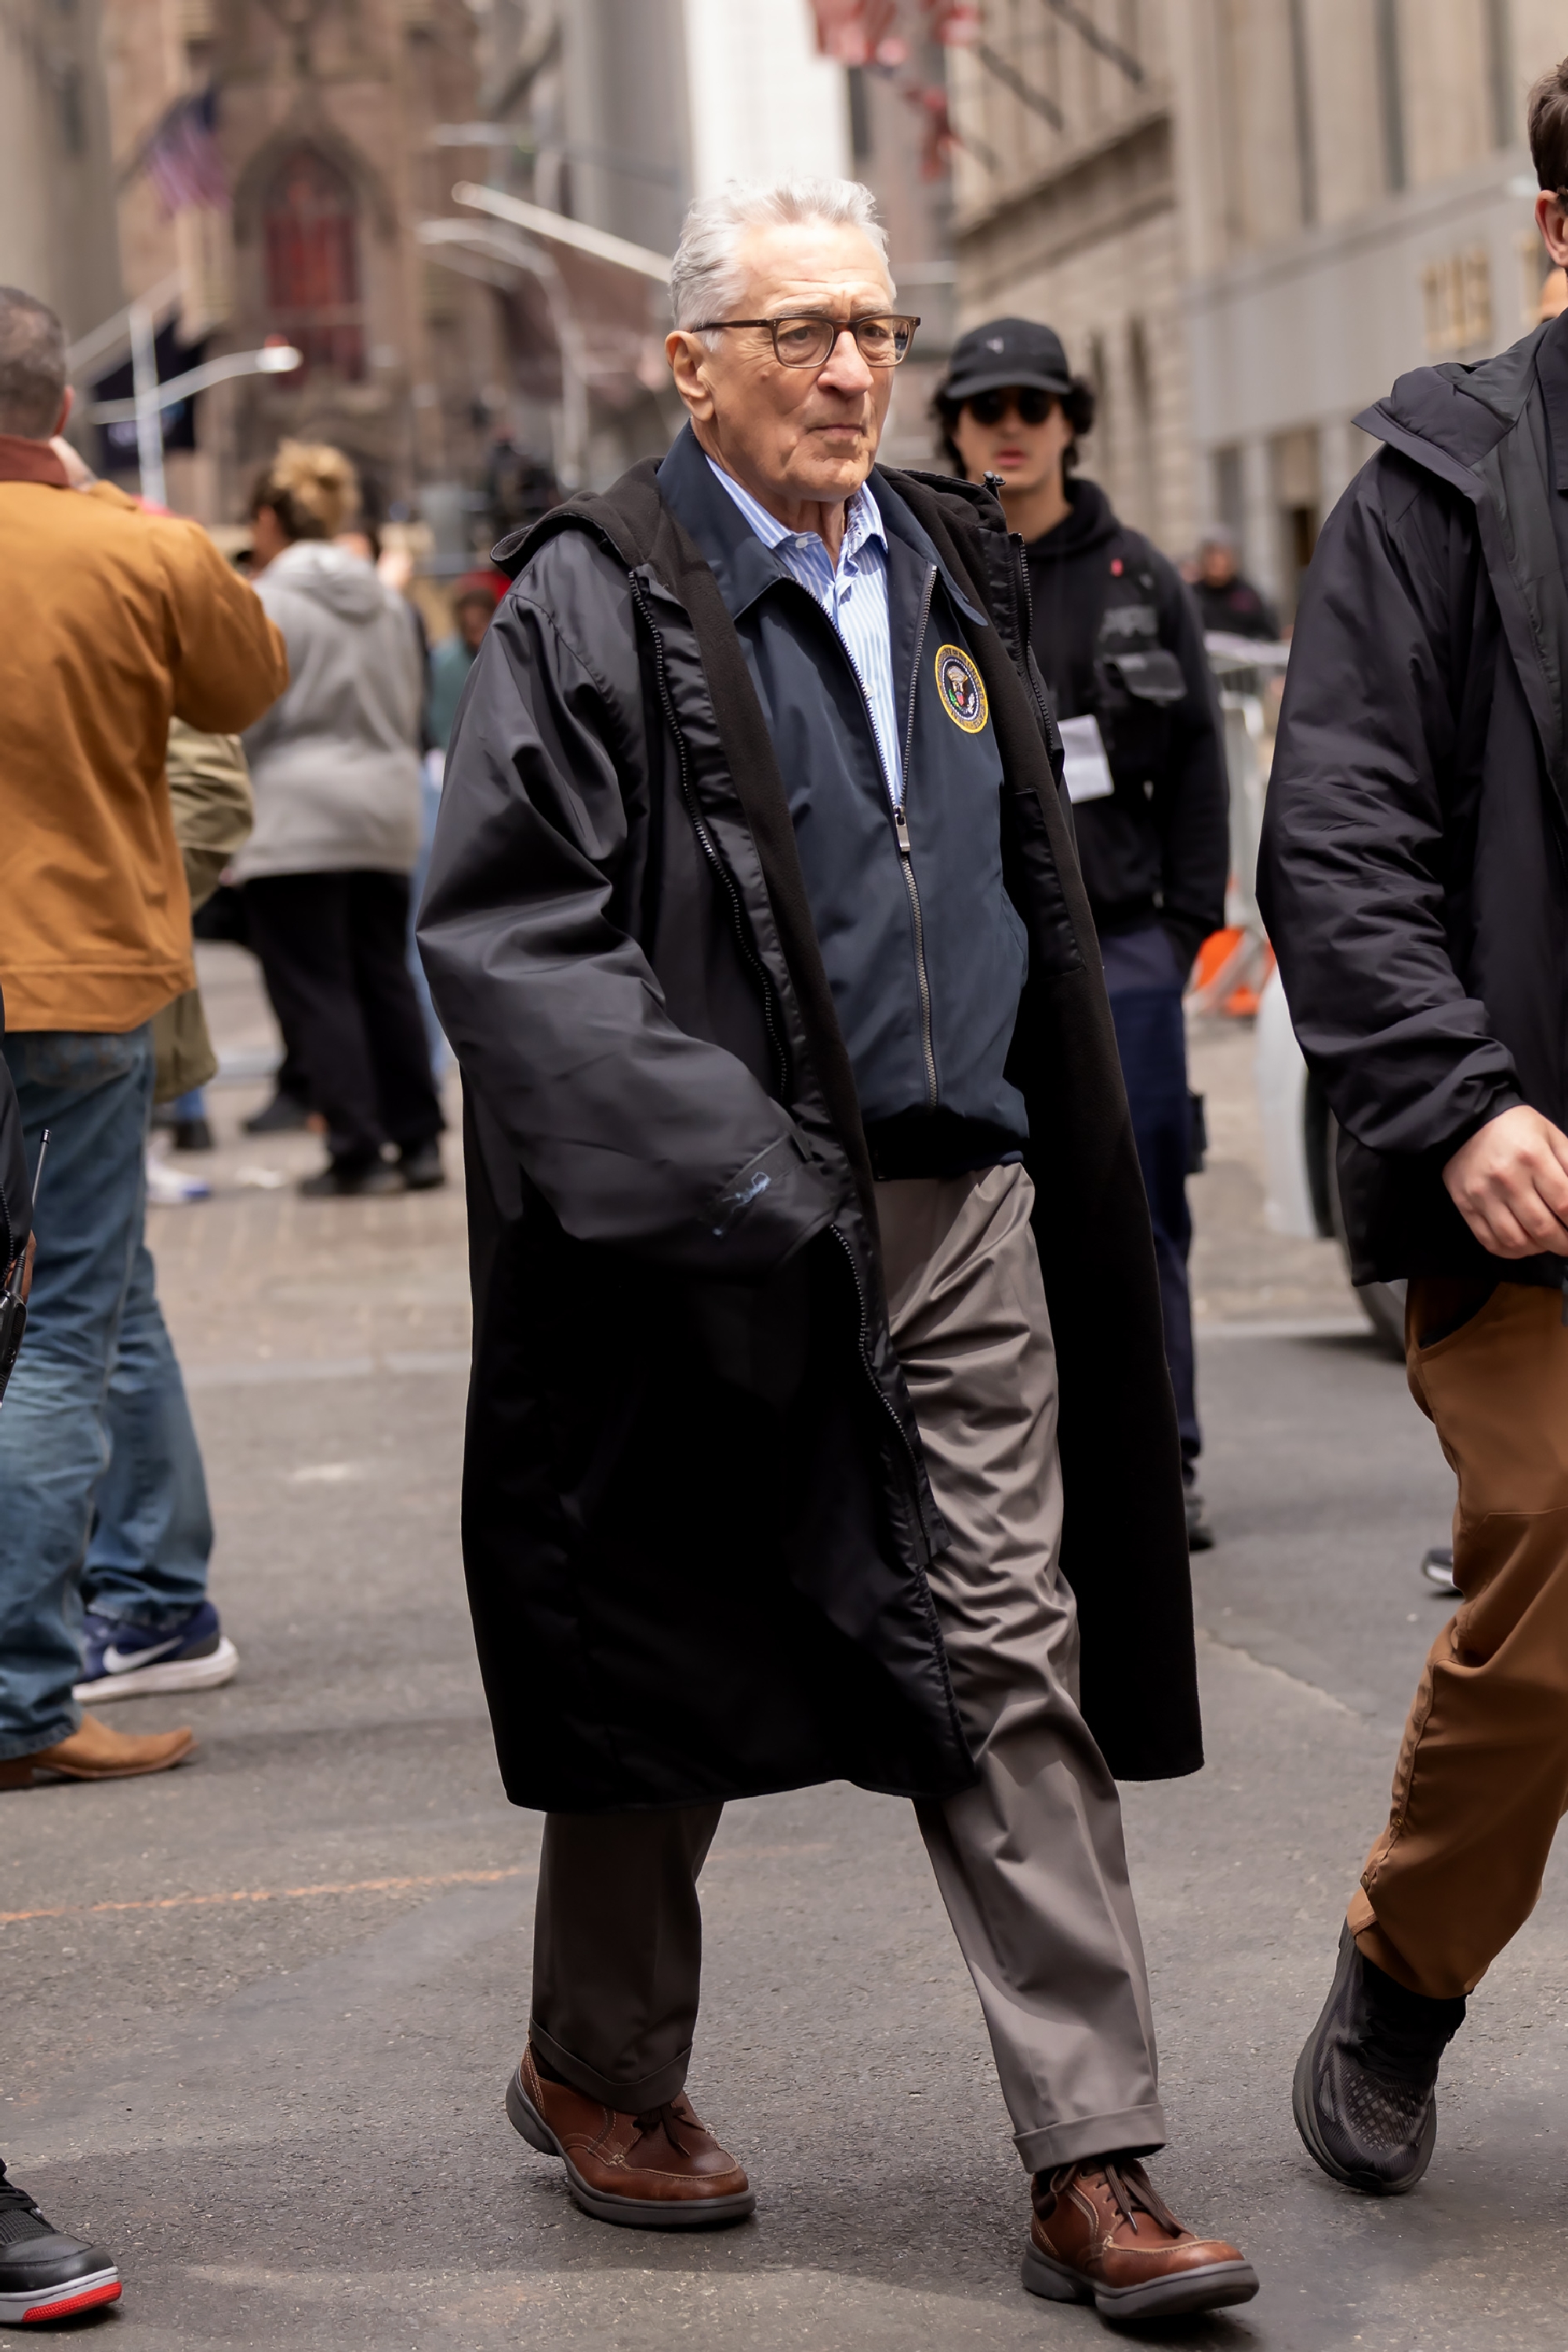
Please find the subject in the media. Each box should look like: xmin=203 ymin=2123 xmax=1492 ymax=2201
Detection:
xmin=630 ymin=577 xmax=792 ymax=1099
xmin=895 ymin=566 xmax=940 ymax=1109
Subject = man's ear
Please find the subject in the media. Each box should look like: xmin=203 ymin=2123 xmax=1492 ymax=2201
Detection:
xmin=665 ymin=331 xmax=716 ymax=423
xmin=53 ymin=385 xmax=74 ymax=437
xmin=1536 ymin=190 xmax=1568 ymax=269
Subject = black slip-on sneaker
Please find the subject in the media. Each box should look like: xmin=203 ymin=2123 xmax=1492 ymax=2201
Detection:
xmin=1293 ymin=1923 xmax=1466 ymax=2194
xmin=0 ymin=2162 xmax=121 ymax=2325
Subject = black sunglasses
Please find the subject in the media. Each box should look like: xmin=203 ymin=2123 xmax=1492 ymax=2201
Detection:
xmin=961 ymin=387 xmax=1059 ymax=427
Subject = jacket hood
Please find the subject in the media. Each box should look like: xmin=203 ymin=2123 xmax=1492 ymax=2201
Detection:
xmin=263 ymin=539 xmax=387 ymax=622
xmin=1024 ymin=474 xmax=1119 ymax=562
xmin=1356 ymin=320 xmax=1555 ymax=481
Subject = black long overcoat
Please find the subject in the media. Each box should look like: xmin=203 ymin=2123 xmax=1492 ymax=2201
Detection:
xmin=418 ymin=458 xmax=1200 ymax=1811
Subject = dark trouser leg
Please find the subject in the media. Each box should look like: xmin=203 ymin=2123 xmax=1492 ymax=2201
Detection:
xmin=1102 ymin=928 xmax=1199 ymax=1474
xmin=244 ymin=874 xmax=383 ymax=1165
xmin=1348 ymin=1279 xmax=1568 ymax=1999
xmin=878 ymin=1166 xmax=1166 ymax=2172
xmin=530 ymin=1805 xmax=724 ymax=2109
xmin=344 ymin=872 xmax=444 ymax=1149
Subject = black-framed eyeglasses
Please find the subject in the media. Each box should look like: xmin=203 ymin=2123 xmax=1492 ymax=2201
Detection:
xmin=692 ymin=312 xmax=920 ymax=368
xmin=962 ymin=387 xmax=1059 ymax=427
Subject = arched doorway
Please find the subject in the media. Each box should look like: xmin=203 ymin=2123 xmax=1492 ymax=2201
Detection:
xmin=263 ymin=147 xmax=365 ymax=379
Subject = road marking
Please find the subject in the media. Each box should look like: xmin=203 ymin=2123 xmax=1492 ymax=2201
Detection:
xmin=0 ymin=1864 xmax=528 ymax=1929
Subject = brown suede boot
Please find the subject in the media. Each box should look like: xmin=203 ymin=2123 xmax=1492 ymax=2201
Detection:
xmin=1023 ymin=2156 xmax=1258 ymax=2320
xmin=0 ymin=1712 xmax=195 ymax=1788
xmin=506 ymin=2043 xmax=754 ymax=2227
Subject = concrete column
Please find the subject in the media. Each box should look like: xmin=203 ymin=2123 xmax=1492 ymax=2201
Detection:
xmin=1318 ymin=415 xmax=1359 ymax=518
xmin=1241 ymin=435 xmax=1277 ymax=604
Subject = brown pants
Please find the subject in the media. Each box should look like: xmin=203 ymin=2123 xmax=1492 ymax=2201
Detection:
xmin=532 ymin=1166 xmax=1165 ymax=2172
xmin=1348 ymin=1278 xmax=1568 ymax=1999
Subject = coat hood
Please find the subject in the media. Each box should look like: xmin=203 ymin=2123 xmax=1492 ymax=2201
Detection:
xmin=1356 ymin=321 xmax=1553 ymax=485
xmin=1025 ymin=474 xmax=1119 ymax=563
xmin=263 ymin=539 xmax=388 ymax=622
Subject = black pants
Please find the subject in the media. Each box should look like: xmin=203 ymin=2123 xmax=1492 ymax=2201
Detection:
xmin=245 ymin=871 xmax=442 ymax=1166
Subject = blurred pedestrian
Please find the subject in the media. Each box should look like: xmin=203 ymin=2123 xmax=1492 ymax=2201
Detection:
xmin=0 ymin=285 xmax=285 ymax=1791
xmin=239 ymin=443 xmax=444 ymax=1196
xmin=1190 ymin=526 xmax=1279 ymax=641
xmin=422 ymin=176 xmax=1254 ymax=2319
xmin=937 ymin=319 xmax=1229 ymax=1549
xmin=1260 ymin=56 xmax=1568 ymax=2200
xmin=426 ymin=570 xmax=506 ymax=753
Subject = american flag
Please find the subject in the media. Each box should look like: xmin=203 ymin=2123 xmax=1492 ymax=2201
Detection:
xmin=140 ymin=86 xmax=227 ymax=216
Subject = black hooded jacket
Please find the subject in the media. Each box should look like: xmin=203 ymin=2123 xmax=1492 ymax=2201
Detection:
xmin=1259 ymin=314 xmax=1568 ymax=1288
xmin=418 ymin=453 xmax=1200 ymax=1813
xmin=1025 ymin=477 xmax=1229 ymax=971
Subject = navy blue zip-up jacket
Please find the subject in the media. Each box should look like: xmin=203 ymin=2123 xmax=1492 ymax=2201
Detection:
xmin=658 ymin=426 xmax=1029 ymax=1178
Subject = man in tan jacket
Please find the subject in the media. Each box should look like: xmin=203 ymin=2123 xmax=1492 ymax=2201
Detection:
xmin=0 ymin=284 xmax=287 ymax=1789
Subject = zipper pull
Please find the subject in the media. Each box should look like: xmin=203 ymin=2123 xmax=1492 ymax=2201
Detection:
xmin=893 ymin=804 xmax=911 ymax=854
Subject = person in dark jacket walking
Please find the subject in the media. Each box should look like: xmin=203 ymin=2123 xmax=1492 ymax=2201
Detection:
xmin=937 ymin=321 xmax=1229 ymax=1548
xmin=420 ymin=176 xmax=1254 ymax=2319
xmin=1191 ymin=528 xmax=1279 ymax=642
xmin=1258 ymin=58 xmax=1568 ymax=2203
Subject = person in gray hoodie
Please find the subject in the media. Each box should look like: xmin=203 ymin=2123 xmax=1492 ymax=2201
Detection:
xmin=239 ymin=441 xmax=444 ymax=1195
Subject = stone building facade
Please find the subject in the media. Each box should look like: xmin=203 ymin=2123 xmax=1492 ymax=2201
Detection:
xmin=949 ymin=0 xmax=1568 ymax=612
xmin=101 ymin=0 xmax=502 ymax=521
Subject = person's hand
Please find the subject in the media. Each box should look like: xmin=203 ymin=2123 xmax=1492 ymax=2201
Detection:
xmin=49 ymin=436 xmax=95 ymax=491
xmin=1443 ymin=1104 xmax=1568 ymax=1257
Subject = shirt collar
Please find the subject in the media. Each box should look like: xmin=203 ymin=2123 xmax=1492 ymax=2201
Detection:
xmin=704 ymin=453 xmax=887 ymax=565
xmin=0 ymin=434 xmax=70 ymax=488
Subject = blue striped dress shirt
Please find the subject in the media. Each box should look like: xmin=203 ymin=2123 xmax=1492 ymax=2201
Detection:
xmin=705 ymin=456 xmax=904 ymax=804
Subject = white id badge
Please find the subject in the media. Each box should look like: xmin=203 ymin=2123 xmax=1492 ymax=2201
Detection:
xmin=1057 ymin=713 xmax=1115 ymax=804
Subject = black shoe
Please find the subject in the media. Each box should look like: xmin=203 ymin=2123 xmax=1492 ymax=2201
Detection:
xmin=172 ymin=1116 xmax=215 ymax=1152
xmin=1293 ymin=1923 xmax=1465 ymax=2194
xmin=297 ymin=1159 xmax=405 ymax=1198
xmin=0 ymin=2160 xmax=120 ymax=2325
xmin=1184 ymin=1484 xmax=1214 ymax=1552
xmin=243 ymin=1090 xmax=311 ymax=1134
xmin=397 ymin=1140 xmax=445 ymax=1191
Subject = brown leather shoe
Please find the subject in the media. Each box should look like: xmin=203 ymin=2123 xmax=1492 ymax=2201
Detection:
xmin=1023 ymin=2156 xmax=1258 ymax=2320
xmin=0 ymin=1712 xmax=195 ymax=1788
xmin=505 ymin=2043 xmax=754 ymax=2227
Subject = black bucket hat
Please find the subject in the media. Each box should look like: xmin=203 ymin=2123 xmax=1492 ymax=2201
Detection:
xmin=940 ymin=317 xmax=1073 ymax=404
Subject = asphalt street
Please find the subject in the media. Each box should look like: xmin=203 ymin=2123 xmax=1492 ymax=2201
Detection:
xmin=2 ymin=963 xmax=1563 ymax=2352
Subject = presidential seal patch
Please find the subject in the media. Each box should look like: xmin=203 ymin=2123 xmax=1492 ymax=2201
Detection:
xmin=935 ymin=644 xmax=988 ymax=732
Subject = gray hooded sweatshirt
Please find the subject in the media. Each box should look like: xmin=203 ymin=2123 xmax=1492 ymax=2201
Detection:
xmin=237 ymin=541 xmax=423 ymax=882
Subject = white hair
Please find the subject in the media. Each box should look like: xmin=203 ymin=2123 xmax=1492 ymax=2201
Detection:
xmin=670 ymin=176 xmax=891 ymax=335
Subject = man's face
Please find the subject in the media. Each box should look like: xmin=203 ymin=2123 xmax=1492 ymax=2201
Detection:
xmin=1200 ymin=541 xmax=1237 ymax=587
xmin=666 ymin=220 xmax=898 ymax=510
xmin=949 ymin=390 xmax=1074 ymax=494
xmin=456 ymin=596 xmax=494 ymax=652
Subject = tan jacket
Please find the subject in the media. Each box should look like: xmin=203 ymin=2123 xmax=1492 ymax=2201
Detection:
xmin=0 ymin=452 xmax=287 ymax=1032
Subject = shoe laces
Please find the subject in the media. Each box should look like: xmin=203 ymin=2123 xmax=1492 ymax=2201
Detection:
xmin=633 ymin=2100 xmax=697 ymax=2156
xmin=1055 ymin=2157 xmax=1183 ymax=2240
xmin=0 ymin=2168 xmax=52 ymax=2246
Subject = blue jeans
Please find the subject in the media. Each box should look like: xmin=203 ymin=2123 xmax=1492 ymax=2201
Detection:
xmin=84 ymin=1229 xmax=212 ymax=1632
xmin=0 ymin=1028 xmax=207 ymax=1757
xmin=1101 ymin=924 xmax=1200 ymax=1476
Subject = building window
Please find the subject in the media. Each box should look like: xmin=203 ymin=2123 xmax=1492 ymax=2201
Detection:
xmin=263 ymin=147 xmax=365 ymax=381
xmin=1375 ymin=0 xmax=1406 ymax=193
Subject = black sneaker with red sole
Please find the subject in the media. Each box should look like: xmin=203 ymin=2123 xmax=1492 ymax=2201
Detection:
xmin=0 ymin=2162 xmax=121 ymax=2325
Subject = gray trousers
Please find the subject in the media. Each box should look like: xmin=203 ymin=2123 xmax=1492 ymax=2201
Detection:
xmin=531 ymin=1167 xmax=1166 ymax=2172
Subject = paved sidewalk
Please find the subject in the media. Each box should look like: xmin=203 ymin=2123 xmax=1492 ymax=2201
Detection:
xmin=1 ymin=961 xmax=1562 ymax=2351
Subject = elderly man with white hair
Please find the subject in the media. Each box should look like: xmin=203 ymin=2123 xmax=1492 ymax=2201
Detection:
xmin=419 ymin=178 xmax=1255 ymax=2320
